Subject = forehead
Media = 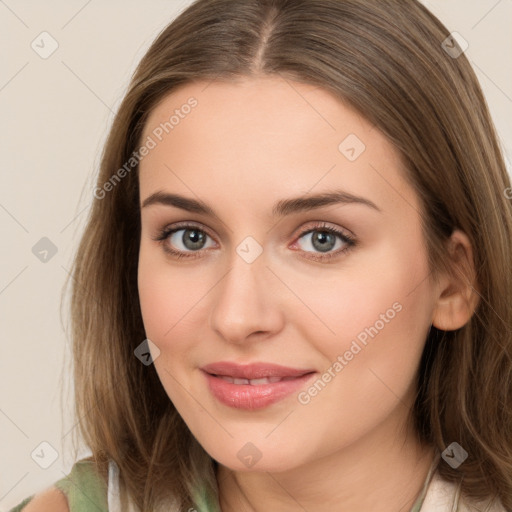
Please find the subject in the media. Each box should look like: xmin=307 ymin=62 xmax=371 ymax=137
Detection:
xmin=142 ymin=76 xmax=372 ymax=152
xmin=139 ymin=76 xmax=419 ymax=218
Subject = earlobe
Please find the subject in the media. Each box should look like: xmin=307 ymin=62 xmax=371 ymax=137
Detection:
xmin=431 ymin=230 xmax=480 ymax=331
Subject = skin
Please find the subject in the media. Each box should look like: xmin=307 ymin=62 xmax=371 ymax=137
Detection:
xmin=137 ymin=76 xmax=478 ymax=512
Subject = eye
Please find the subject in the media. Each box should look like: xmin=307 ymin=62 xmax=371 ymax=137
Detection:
xmin=153 ymin=221 xmax=356 ymax=262
xmin=154 ymin=223 xmax=216 ymax=259
xmin=292 ymin=222 xmax=356 ymax=261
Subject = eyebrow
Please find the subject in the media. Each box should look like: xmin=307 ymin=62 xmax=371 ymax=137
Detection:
xmin=141 ymin=189 xmax=381 ymax=216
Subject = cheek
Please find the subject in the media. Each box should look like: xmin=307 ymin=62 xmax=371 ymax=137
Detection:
xmin=322 ymin=237 xmax=433 ymax=404
xmin=138 ymin=260 xmax=174 ymax=342
xmin=137 ymin=245 xmax=199 ymax=404
xmin=137 ymin=242 xmax=216 ymax=357
xmin=288 ymin=242 xmax=434 ymax=443
xmin=138 ymin=242 xmax=183 ymax=345
xmin=282 ymin=232 xmax=433 ymax=359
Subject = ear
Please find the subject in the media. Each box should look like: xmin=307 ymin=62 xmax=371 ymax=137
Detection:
xmin=431 ymin=229 xmax=480 ymax=331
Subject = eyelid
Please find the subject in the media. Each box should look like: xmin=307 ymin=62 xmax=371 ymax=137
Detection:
xmin=152 ymin=221 xmax=218 ymax=259
xmin=288 ymin=221 xmax=357 ymax=261
xmin=290 ymin=220 xmax=355 ymax=243
xmin=155 ymin=221 xmax=217 ymax=243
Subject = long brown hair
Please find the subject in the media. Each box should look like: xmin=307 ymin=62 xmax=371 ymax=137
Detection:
xmin=67 ymin=0 xmax=512 ymax=509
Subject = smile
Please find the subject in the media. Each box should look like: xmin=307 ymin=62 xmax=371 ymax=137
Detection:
xmin=216 ymin=375 xmax=300 ymax=385
xmin=200 ymin=363 xmax=316 ymax=410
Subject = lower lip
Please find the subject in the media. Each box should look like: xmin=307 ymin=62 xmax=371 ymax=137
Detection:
xmin=202 ymin=371 xmax=316 ymax=410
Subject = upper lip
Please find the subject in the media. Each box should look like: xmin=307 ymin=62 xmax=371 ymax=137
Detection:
xmin=201 ymin=361 xmax=315 ymax=380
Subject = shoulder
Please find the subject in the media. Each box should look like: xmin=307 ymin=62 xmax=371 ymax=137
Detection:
xmin=21 ymin=486 xmax=69 ymax=512
xmin=10 ymin=458 xmax=109 ymax=512
xmin=55 ymin=458 xmax=109 ymax=511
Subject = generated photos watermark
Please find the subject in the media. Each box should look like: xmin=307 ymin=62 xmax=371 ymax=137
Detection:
xmin=93 ymin=97 xmax=198 ymax=200
xmin=298 ymin=301 xmax=403 ymax=405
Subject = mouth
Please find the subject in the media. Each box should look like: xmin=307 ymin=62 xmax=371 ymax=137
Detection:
xmin=200 ymin=361 xmax=316 ymax=410
xmin=211 ymin=375 xmax=305 ymax=385
xmin=201 ymin=361 xmax=315 ymax=380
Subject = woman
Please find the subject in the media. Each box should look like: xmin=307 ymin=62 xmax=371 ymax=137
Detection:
xmin=12 ymin=0 xmax=512 ymax=510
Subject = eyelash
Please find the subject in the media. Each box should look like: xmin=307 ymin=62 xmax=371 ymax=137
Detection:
xmin=152 ymin=221 xmax=357 ymax=262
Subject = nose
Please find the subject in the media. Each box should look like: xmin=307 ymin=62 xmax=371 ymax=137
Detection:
xmin=209 ymin=249 xmax=284 ymax=345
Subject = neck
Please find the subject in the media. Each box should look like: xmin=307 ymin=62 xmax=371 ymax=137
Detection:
xmin=217 ymin=421 xmax=436 ymax=512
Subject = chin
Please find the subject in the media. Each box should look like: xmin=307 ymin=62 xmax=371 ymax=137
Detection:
xmin=203 ymin=438 xmax=308 ymax=474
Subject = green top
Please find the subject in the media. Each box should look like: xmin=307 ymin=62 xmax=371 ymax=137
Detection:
xmin=9 ymin=461 xmax=108 ymax=512
xmin=9 ymin=456 xmax=436 ymax=512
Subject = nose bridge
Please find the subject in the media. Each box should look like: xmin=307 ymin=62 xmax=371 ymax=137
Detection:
xmin=223 ymin=233 xmax=269 ymax=297
xmin=209 ymin=241 xmax=282 ymax=342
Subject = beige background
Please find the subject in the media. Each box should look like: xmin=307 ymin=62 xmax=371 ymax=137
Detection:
xmin=1 ymin=0 xmax=511 ymax=509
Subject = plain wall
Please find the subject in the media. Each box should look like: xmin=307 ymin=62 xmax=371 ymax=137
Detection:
xmin=1 ymin=1 xmax=511 ymax=509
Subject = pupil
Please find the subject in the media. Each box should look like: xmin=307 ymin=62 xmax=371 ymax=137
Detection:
xmin=184 ymin=229 xmax=205 ymax=250
xmin=312 ymin=231 xmax=335 ymax=252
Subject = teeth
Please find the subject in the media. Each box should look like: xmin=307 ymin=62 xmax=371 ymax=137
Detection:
xmin=218 ymin=376 xmax=285 ymax=385
xmin=250 ymin=378 xmax=272 ymax=385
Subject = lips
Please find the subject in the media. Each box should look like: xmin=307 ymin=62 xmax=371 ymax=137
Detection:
xmin=216 ymin=375 xmax=295 ymax=385
xmin=201 ymin=361 xmax=313 ymax=380
xmin=200 ymin=361 xmax=316 ymax=410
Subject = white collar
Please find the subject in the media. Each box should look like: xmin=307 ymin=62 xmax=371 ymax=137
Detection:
xmin=420 ymin=467 xmax=506 ymax=511
xmin=107 ymin=460 xmax=138 ymax=512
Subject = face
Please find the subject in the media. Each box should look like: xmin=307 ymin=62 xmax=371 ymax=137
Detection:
xmin=137 ymin=76 xmax=438 ymax=473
